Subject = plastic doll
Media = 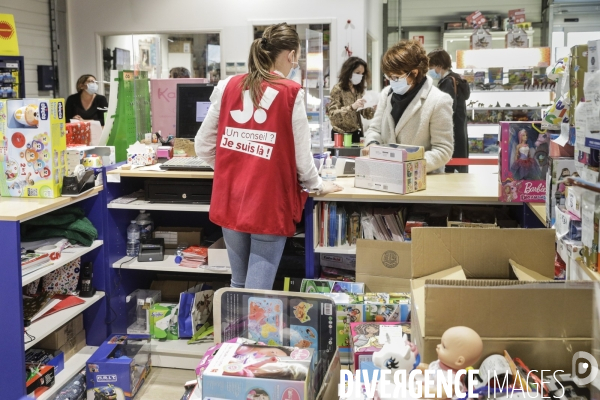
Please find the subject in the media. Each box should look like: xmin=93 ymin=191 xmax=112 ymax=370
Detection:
xmin=223 ymin=357 xmax=308 ymax=380
xmin=247 ymin=389 xmax=270 ymax=400
xmin=352 ymin=323 xmax=379 ymax=348
xmin=417 ymin=326 xmax=483 ymax=399
xmin=234 ymin=344 xmax=292 ymax=364
xmin=510 ymin=129 xmax=535 ymax=180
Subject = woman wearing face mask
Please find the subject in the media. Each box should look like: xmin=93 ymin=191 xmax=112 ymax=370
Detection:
xmin=362 ymin=40 xmax=454 ymax=173
xmin=427 ymin=49 xmax=470 ymax=173
xmin=195 ymin=23 xmax=342 ymax=290
xmin=65 ymin=74 xmax=108 ymax=126
xmin=326 ymin=57 xmax=375 ymax=144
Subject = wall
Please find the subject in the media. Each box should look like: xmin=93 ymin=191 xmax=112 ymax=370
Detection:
xmin=3 ymin=0 xmax=53 ymax=97
xmin=366 ymin=0 xmax=384 ymax=92
xmin=66 ymin=0 xmax=368 ymax=94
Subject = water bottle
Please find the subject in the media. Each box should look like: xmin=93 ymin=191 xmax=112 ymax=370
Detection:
xmin=127 ymin=220 xmax=140 ymax=257
xmin=321 ymin=155 xmax=337 ymax=182
xmin=136 ymin=211 xmax=154 ymax=241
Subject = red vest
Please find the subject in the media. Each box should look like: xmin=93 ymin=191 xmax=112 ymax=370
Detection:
xmin=209 ymin=74 xmax=308 ymax=236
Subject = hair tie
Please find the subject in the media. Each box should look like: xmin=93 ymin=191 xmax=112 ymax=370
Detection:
xmin=261 ymin=37 xmax=268 ymax=46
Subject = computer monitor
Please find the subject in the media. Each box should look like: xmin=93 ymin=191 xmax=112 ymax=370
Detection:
xmin=113 ymin=48 xmax=131 ymax=70
xmin=176 ymin=83 xmax=214 ymax=138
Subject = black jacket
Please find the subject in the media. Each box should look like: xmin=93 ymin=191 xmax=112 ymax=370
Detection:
xmin=438 ymin=71 xmax=470 ymax=173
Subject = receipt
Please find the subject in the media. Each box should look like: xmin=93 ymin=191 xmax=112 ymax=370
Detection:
xmin=358 ymin=90 xmax=379 ymax=110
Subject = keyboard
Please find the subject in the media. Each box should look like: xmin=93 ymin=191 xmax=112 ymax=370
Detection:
xmin=160 ymin=157 xmax=213 ymax=171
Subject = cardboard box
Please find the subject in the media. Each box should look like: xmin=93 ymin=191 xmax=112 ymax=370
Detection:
xmin=369 ymin=144 xmax=424 ymax=162
xmin=37 ymin=314 xmax=84 ymax=350
xmin=355 ymin=157 xmax=426 ymax=194
xmin=150 ymin=279 xmax=206 ymax=303
xmin=153 ymin=226 xmax=202 ymax=249
xmin=86 ymin=334 xmax=151 ymax=400
xmin=59 ymin=329 xmax=86 ymax=362
xmin=355 ymin=239 xmax=411 ymax=292
xmin=546 ymin=157 xmax=576 ymax=226
xmin=447 ymin=206 xmax=497 ymax=228
xmin=208 ymin=237 xmax=230 ymax=267
xmin=0 ymin=98 xmax=67 ymax=198
xmin=410 ymin=227 xmax=593 ymax=372
xmin=26 ymin=365 xmax=55 ymax=395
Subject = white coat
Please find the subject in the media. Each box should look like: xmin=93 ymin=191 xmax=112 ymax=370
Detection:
xmin=363 ymin=76 xmax=455 ymax=173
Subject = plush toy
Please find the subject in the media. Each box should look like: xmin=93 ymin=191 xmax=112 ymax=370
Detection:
xmin=372 ymin=333 xmax=419 ymax=378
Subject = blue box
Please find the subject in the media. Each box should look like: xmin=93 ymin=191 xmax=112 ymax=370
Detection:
xmin=202 ymin=342 xmax=315 ymax=400
xmin=86 ymin=334 xmax=151 ymax=400
xmin=25 ymin=349 xmax=64 ymax=375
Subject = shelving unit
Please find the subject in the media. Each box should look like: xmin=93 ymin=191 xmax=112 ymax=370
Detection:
xmin=113 ymin=255 xmax=230 ymax=274
xmin=25 ymin=292 xmax=106 ymax=350
xmin=35 ymin=346 xmax=98 ymax=400
xmin=315 ymin=244 xmax=356 ymax=255
xmin=151 ymin=339 xmax=215 ymax=369
xmin=22 ymin=240 xmax=104 ymax=286
xmin=108 ymin=199 xmax=210 ymax=212
xmin=467 ymin=106 xmax=545 ymax=111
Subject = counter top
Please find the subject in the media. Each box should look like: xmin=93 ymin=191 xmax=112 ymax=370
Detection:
xmin=107 ymin=167 xmax=214 ymax=179
xmin=0 ymin=186 xmax=103 ymax=222
xmin=312 ymin=173 xmax=503 ymax=204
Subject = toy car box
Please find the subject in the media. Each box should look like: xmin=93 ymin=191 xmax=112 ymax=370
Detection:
xmin=201 ymin=342 xmax=315 ymax=400
xmin=0 ymin=98 xmax=67 ymax=198
xmin=86 ymin=334 xmax=151 ymax=400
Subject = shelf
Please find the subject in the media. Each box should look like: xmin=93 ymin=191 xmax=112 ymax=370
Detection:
xmin=470 ymin=153 xmax=499 ymax=158
xmin=108 ymin=199 xmax=210 ymax=212
xmin=107 ymin=168 xmax=213 ymax=180
xmin=575 ymin=260 xmax=600 ymax=282
xmin=470 ymin=89 xmax=552 ymax=93
xmin=25 ymin=292 xmax=105 ymax=350
xmin=151 ymin=339 xmax=215 ymax=369
xmin=527 ymin=203 xmax=546 ymax=225
xmin=0 ymin=186 xmax=103 ymax=222
xmin=34 ymin=346 xmax=98 ymax=400
xmin=467 ymin=107 xmax=545 ymax=111
xmin=113 ymin=255 xmax=231 ymax=275
xmin=315 ymin=244 xmax=356 ymax=254
xmin=22 ymin=240 xmax=104 ymax=286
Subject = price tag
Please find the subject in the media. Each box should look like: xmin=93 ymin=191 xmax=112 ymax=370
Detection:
xmin=107 ymin=173 xmax=121 ymax=183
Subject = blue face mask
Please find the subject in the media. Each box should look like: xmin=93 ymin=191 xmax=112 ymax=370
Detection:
xmin=287 ymin=63 xmax=299 ymax=80
xmin=390 ymin=77 xmax=410 ymax=95
xmin=428 ymin=69 xmax=441 ymax=80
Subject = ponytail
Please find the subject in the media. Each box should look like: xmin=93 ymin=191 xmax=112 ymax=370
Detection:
xmin=241 ymin=23 xmax=300 ymax=109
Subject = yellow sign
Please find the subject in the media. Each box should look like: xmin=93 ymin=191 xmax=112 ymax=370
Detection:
xmin=0 ymin=14 xmax=19 ymax=56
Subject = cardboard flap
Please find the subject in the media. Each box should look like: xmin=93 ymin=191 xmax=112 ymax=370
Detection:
xmin=411 ymin=228 xmax=555 ymax=279
xmin=509 ymin=259 xmax=552 ymax=281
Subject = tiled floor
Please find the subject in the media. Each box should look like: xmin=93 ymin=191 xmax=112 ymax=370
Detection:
xmin=136 ymin=367 xmax=195 ymax=399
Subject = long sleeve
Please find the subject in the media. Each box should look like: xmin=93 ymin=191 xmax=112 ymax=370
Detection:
xmin=194 ymin=77 xmax=232 ymax=168
xmin=65 ymin=94 xmax=77 ymax=122
xmin=292 ymin=89 xmax=322 ymax=191
xmin=425 ymin=93 xmax=455 ymax=173
xmin=363 ymin=87 xmax=389 ymax=146
xmin=326 ymin=84 xmax=359 ymax=133
xmin=438 ymin=78 xmax=457 ymax=113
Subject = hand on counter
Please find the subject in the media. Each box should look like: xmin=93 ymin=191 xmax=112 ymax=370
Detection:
xmin=361 ymin=145 xmax=371 ymax=156
xmin=317 ymin=181 xmax=343 ymax=195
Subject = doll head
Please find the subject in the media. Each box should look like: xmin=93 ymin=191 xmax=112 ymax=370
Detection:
xmin=518 ymin=129 xmax=528 ymax=144
xmin=535 ymin=133 xmax=549 ymax=147
xmin=253 ymin=362 xmax=308 ymax=381
xmin=355 ymin=323 xmax=379 ymax=336
xmin=247 ymin=389 xmax=269 ymax=400
xmin=560 ymin=168 xmax=571 ymax=179
xmin=436 ymin=326 xmax=483 ymax=370
xmin=236 ymin=345 xmax=291 ymax=358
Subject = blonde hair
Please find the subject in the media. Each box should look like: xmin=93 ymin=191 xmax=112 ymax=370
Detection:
xmin=242 ymin=23 xmax=300 ymax=108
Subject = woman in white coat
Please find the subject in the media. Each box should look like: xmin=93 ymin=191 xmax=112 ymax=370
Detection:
xmin=363 ymin=40 xmax=454 ymax=173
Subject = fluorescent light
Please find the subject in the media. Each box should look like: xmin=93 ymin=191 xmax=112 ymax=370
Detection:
xmin=456 ymin=47 xmax=551 ymax=69
xmin=306 ymin=53 xmax=323 ymax=71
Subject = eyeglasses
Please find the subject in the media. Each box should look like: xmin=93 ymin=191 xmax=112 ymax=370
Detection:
xmin=384 ymin=73 xmax=408 ymax=82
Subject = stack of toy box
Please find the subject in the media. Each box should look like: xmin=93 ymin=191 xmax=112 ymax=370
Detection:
xmin=0 ymin=98 xmax=67 ymax=198
xmin=355 ymin=144 xmax=426 ymax=194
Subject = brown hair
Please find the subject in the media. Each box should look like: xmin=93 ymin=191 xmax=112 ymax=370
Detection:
xmin=382 ymin=40 xmax=429 ymax=84
xmin=76 ymin=74 xmax=96 ymax=93
xmin=243 ymin=23 xmax=300 ymax=108
xmin=338 ymin=56 xmax=369 ymax=94
xmin=427 ymin=49 xmax=452 ymax=70
xmin=170 ymin=67 xmax=191 ymax=78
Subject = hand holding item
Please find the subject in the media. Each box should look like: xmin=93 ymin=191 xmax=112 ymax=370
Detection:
xmin=351 ymin=98 xmax=367 ymax=110
xmin=318 ymin=181 xmax=343 ymax=195
xmin=361 ymin=145 xmax=371 ymax=156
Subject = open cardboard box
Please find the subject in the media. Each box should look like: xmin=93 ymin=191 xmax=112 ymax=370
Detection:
xmin=410 ymin=227 xmax=593 ymax=372
xmin=356 ymin=239 xmax=412 ymax=292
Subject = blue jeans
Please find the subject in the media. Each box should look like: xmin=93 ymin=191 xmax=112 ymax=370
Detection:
xmin=222 ymin=228 xmax=287 ymax=290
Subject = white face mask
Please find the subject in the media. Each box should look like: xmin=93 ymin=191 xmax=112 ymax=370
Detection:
xmin=390 ymin=77 xmax=410 ymax=95
xmin=351 ymin=73 xmax=363 ymax=85
xmin=85 ymin=81 xmax=98 ymax=95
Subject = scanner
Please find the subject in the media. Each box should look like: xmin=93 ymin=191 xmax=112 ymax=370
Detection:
xmin=138 ymin=238 xmax=165 ymax=262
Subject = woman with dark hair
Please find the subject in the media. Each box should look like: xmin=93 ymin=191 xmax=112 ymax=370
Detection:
xmin=326 ymin=56 xmax=375 ymax=144
xmin=428 ymin=49 xmax=470 ymax=173
xmin=195 ymin=23 xmax=342 ymax=290
xmin=170 ymin=67 xmax=191 ymax=78
xmin=65 ymin=74 xmax=108 ymax=126
xmin=363 ymin=40 xmax=454 ymax=173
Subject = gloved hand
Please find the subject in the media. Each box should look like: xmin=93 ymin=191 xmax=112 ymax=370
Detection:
xmin=351 ymin=98 xmax=367 ymax=110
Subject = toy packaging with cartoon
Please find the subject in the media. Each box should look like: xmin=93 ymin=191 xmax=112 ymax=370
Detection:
xmin=350 ymin=322 xmax=411 ymax=371
xmin=0 ymin=98 xmax=67 ymax=198
xmin=499 ymin=122 xmax=548 ymax=203
xmin=201 ymin=341 xmax=314 ymax=400
xmin=545 ymin=157 xmax=576 ymax=226
xmin=86 ymin=334 xmax=151 ymax=400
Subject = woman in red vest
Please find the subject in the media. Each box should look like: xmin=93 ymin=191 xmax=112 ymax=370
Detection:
xmin=195 ymin=23 xmax=342 ymax=289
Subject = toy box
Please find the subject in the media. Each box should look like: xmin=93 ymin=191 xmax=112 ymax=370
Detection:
xmin=66 ymin=145 xmax=115 ymax=176
xmin=355 ymin=157 xmax=426 ymax=194
xmin=126 ymin=142 xmax=157 ymax=166
xmin=0 ymin=98 xmax=67 ymax=198
xmin=149 ymin=303 xmax=179 ymax=340
xmin=86 ymin=334 xmax=151 ymax=400
xmin=202 ymin=342 xmax=314 ymax=400
xmin=368 ymin=144 xmax=424 ymax=163
xmin=545 ymin=157 xmax=575 ymax=226
xmin=300 ymin=279 xmax=364 ymax=294
xmin=499 ymin=122 xmax=548 ymax=203
xmin=26 ymin=365 xmax=55 ymax=395
xmin=350 ymin=322 xmax=410 ymax=371
xmin=127 ymin=289 xmax=161 ymax=335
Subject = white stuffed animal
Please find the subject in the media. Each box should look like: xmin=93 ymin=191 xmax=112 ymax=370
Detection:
xmin=372 ymin=334 xmax=417 ymax=377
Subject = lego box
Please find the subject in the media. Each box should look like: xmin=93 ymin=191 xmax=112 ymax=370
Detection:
xmin=0 ymin=98 xmax=66 ymax=198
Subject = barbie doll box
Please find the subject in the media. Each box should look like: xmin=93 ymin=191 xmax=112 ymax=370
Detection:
xmin=355 ymin=157 xmax=426 ymax=194
xmin=201 ymin=342 xmax=314 ymax=400
xmin=0 ymin=98 xmax=67 ymax=198
xmin=499 ymin=122 xmax=548 ymax=203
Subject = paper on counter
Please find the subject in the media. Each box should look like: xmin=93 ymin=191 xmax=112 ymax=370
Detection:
xmin=139 ymin=163 xmax=165 ymax=171
xmin=358 ymin=90 xmax=379 ymax=110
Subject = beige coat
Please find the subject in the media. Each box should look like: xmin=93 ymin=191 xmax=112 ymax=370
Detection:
xmin=327 ymin=83 xmax=375 ymax=133
xmin=364 ymin=76 xmax=454 ymax=173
